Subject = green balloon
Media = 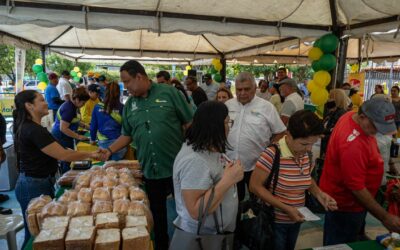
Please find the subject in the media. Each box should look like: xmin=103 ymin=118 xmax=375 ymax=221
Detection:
xmin=312 ymin=60 xmax=322 ymax=72
xmin=32 ymin=64 xmax=43 ymax=74
xmin=313 ymin=39 xmax=321 ymax=48
xmin=70 ymin=70 xmax=77 ymax=77
xmin=213 ymin=73 xmax=222 ymax=82
xmin=73 ymin=76 xmax=80 ymax=82
xmin=210 ymin=67 xmax=218 ymax=74
xmin=319 ymin=34 xmax=339 ymax=53
xmin=37 ymin=72 xmax=48 ymax=82
xmin=319 ymin=54 xmax=337 ymax=71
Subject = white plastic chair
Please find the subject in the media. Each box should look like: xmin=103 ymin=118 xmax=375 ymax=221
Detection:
xmin=0 ymin=214 xmax=24 ymax=250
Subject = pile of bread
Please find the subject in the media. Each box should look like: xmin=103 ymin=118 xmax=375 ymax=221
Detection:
xmin=28 ymin=164 xmax=152 ymax=250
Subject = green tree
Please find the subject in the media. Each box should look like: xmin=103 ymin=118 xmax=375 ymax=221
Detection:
xmin=0 ymin=45 xmax=15 ymax=82
xmin=25 ymin=49 xmax=41 ymax=78
xmin=45 ymin=53 xmax=95 ymax=75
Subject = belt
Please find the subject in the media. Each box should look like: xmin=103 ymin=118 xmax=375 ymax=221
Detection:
xmin=19 ymin=172 xmax=55 ymax=179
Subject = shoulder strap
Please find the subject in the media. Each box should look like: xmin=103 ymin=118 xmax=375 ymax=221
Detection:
xmin=264 ymin=144 xmax=281 ymax=195
xmin=197 ymin=186 xmax=216 ymax=235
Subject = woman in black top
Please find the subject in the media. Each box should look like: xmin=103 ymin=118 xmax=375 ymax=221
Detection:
xmin=13 ymin=90 xmax=99 ymax=249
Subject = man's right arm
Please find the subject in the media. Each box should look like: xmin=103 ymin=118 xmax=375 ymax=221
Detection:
xmin=99 ymin=135 xmax=132 ymax=161
xmin=353 ymin=188 xmax=400 ymax=233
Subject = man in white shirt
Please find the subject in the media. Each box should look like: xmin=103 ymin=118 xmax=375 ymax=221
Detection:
xmin=225 ymin=72 xmax=286 ymax=201
xmin=56 ymin=70 xmax=73 ymax=101
xmin=201 ymin=73 xmax=220 ymax=100
xmin=279 ymin=78 xmax=304 ymax=126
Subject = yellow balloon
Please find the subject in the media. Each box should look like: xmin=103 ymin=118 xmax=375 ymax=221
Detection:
xmin=313 ymin=71 xmax=331 ymax=88
xmin=35 ymin=58 xmax=43 ymax=65
xmin=88 ymin=71 xmax=94 ymax=77
xmin=310 ymin=88 xmax=329 ymax=106
xmin=308 ymin=47 xmax=323 ymax=61
xmin=185 ymin=65 xmax=192 ymax=71
xmin=94 ymin=72 xmax=101 ymax=78
xmin=306 ymin=80 xmax=317 ymax=93
xmin=73 ymin=66 xmax=80 ymax=73
xmin=212 ymin=58 xmax=220 ymax=67
xmin=214 ymin=62 xmax=223 ymax=71
xmin=350 ymin=64 xmax=359 ymax=73
xmin=77 ymin=72 xmax=82 ymax=78
xmin=37 ymin=82 xmax=47 ymax=91
xmin=183 ymin=71 xmax=188 ymax=76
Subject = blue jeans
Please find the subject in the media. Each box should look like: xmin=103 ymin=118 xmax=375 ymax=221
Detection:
xmin=51 ymin=130 xmax=74 ymax=174
xmin=273 ymin=222 xmax=301 ymax=250
xmin=15 ymin=173 xmax=55 ymax=249
xmin=323 ymin=210 xmax=367 ymax=246
xmin=98 ymin=139 xmax=127 ymax=161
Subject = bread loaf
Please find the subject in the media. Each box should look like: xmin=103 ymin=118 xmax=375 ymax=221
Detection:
xmin=69 ymin=216 xmax=94 ymax=228
xmin=105 ymin=167 xmax=119 ymax=179
xmin=27 ymin=195 xmax=52 ymax=214
xmin=128 ymin=201 xmax=153 ymax=231
xmin=27 ymin=213 xmax=40 ymax=236
xmin=95 ymin=212 xmax=120 ymax=229
xmin=113 ymin=198 xmax=130 ymax=227
xmin=125 ymin=215 xmax=149 ymax=231
xmin=33 ymin=227 xmax=66 ymax=250
xmin=40 ymin=200 xmax=67 ymax=219
xmin=92 ymin=200 xmax=113 ymax=215
xmin=129 ymin=187 xmax=146 ymax=201
xmin=94 ymin=228 xmax=120 ymax=250
xmin=67 ymin=201 xmax=91 ymax=217
xmin=103 ymin=176 xmax=118 ymax=188
xmin=75 ymin=173 xmax=91 ymax=188
xmin=77 ymin=188 xmax=93 ymax=203
xmin=65 ymin=226 xmax=96 ymax=250
xmin=58 ymin=190 xmax=78 ymax=204
xmin=122 ymin=226 xmax=149 ymax=250
xmin=112 ymin=185 xmax=129 ymax=200
xmin=90 ymin=177 xmax=104 ymax=189
xmin=93 ymin=187 xmax=111 ymax=202
xmin=41 ymin=216 xmax=70 ymax=230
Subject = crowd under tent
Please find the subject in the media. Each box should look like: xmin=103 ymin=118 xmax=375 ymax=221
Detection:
xmin=2 ymin=0 xmax=400 ymax=82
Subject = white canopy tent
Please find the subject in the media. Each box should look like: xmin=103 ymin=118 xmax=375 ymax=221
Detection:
xmin=1 ymin=0 xmax=400 ymax=65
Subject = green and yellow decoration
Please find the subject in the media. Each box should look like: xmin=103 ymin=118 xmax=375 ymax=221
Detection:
xmin=70 ymin=66 xmax=81 ymax=83
xmin=32 ymin=58 xmax=48 ymax=91
xmin=209 ymin=58 xmax=223 ymax=83
xmin=307 ymin=33 xmax=339 ymax=108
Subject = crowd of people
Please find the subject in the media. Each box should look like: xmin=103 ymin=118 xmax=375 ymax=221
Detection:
xmin=4 ymin=60 xmax=400 ymax=250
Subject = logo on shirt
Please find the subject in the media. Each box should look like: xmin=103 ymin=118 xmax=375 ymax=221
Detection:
xmin=250 ymin=110 xmax=262 ymax=117
xmin=131 ymin=102 xmax=138 ymax=111
xmin=347 ymin=129 xmax=360 ymax=142
xmin=155 ymin=99 xmax=167 ymax=103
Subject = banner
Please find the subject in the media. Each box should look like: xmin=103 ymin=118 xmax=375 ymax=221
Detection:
xmin=0 ymin=96 xmax=14 ymax=117
xmin=347 ymin=72 xmax=365 ymax=96
xmin=14 ymin=47 xmax=26 ymax=93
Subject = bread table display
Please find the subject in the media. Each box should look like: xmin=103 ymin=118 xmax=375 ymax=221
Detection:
xmin=58 ymin=190 xmax=78 ymax=204
xmin=77 ymin=188 xmax=93 ymax=203
xmin=69 ymin=215 xmax=94 ymax=228
xmin=65 ymin=226 xmax=96 ymax=250
xmin=74 ymin=173 xmax=91 ymax=190
xmin=26 ymin=195 xmax=52 ymax=236
xmin=41 ymin=216 xmax=70 ymax=230
xmin=122 ymin=226 xmax=150 ymax=250
xmin=93 ymin=187 xmax=111 ymax=202
xmin=92 ymin=200 xmax=113 ymax=215
xmin=33 ymin=226 xmax=66 ymax=250
xmin=94 ymin=228 xmax=120 ymax=250
xmin=112 ymin=184 xmax=129 ymax=200
xmin=67 ymin=201 xmax=91 ymax=217
xmin=95 ymin=212 xmax=120 ymax=229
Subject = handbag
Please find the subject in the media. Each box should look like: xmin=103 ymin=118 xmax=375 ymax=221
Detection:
xmin=237 ymin=144 xmax=281 ymax=250
xmin=169 ymin=186 xmax=234 ymax=250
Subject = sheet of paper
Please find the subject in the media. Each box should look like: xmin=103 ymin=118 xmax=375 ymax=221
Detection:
xmin=313 ymin=244 xmax=352 ymax=250
xmin=297 ymin=207 xmax=320 ymax=221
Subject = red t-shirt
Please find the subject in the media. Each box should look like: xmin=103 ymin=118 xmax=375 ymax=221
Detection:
xmin=319 ymin=112 xmax=384 ymax=212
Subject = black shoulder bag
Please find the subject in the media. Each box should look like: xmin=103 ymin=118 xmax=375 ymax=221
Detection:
xmin=237 ymin=144 xmax=281 ymax=250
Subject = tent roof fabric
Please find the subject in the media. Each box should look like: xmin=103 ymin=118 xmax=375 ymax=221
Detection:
xmin=1 ymin=0 xmax=400 ymax=62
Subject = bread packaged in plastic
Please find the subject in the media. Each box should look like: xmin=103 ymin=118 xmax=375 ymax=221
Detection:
xmin=128 ymin=201 xmax=153 ymax=230
xmin=90 ymin=176 xmax=104 ymax=189
xmin=69 ymin=215 xmax=94 ymax=228
xmin=96 ymin=212 xmax=120 ymax=229
xmin=103 ymin=176 xmax=118 ymax=188
xmin=40 ymin=200 xmax=67 ymax=218
xmin=77 ymin=188 xmax=93 ymax=203
xmin=58 ymin=190 xmax=78 ymax=204
xmin=74 ymin=172 xmax=91 ymax=188
xmin=27 ymin=195 xmax=52 ymax=214
xmin=113 ymin=198 xmax=130 ymax=227
xmin=112 ymin=184 xmax=129 ymax=200
xmin=67 ymin=200 xmax=91 ymax=217
xmin=129 ymin=187 xmax=146 ymax=201
xmin=41 ymin=216 xmax=70 ymax=230
xmin=92 ymin=200 xmax=113 ymax=215
xmin=93 ymin=187 xmax=111 ymax=202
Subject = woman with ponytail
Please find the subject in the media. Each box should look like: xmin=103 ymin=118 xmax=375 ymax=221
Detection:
xmin=90 ymin=81 xmax=126 ymax=160
xmin=13 ymin=90 xmax=99 ymax=249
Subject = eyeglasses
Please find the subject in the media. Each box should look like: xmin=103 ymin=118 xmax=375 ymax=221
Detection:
xmin=226 ymin=119 xmax=234 ymax=128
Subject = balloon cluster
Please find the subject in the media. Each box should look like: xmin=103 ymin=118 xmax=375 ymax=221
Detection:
xmin=210 ymin=58 xmax=223 ymax=82
xmin=32 ymin=58 xmax=49 ymax=91
xmin=307 ymin=34 xmax=339 ymax=106
xmin=70 ymin=67 xmax=82 ymax=82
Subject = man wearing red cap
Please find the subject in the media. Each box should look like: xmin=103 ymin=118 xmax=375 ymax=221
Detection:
xmin=45 ymin=73 xmax=64 ymax=121
xmin=320 ymin=98 xmax=400 ymax=245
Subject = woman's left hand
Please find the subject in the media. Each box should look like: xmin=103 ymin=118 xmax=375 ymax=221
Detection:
xmin=316 ymin=191 xmax=338 ymax=211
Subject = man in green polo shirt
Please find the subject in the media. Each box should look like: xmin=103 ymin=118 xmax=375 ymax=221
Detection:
xmin=99 ymin=60 xmax=193 ymax=250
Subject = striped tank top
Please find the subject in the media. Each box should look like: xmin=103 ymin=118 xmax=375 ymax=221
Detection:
xmin=255 ymin=137 xmax=312 ymax=223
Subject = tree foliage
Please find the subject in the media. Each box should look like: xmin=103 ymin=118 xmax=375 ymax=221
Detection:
xmin=45 ymin=53 xmax=95 ymax=75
